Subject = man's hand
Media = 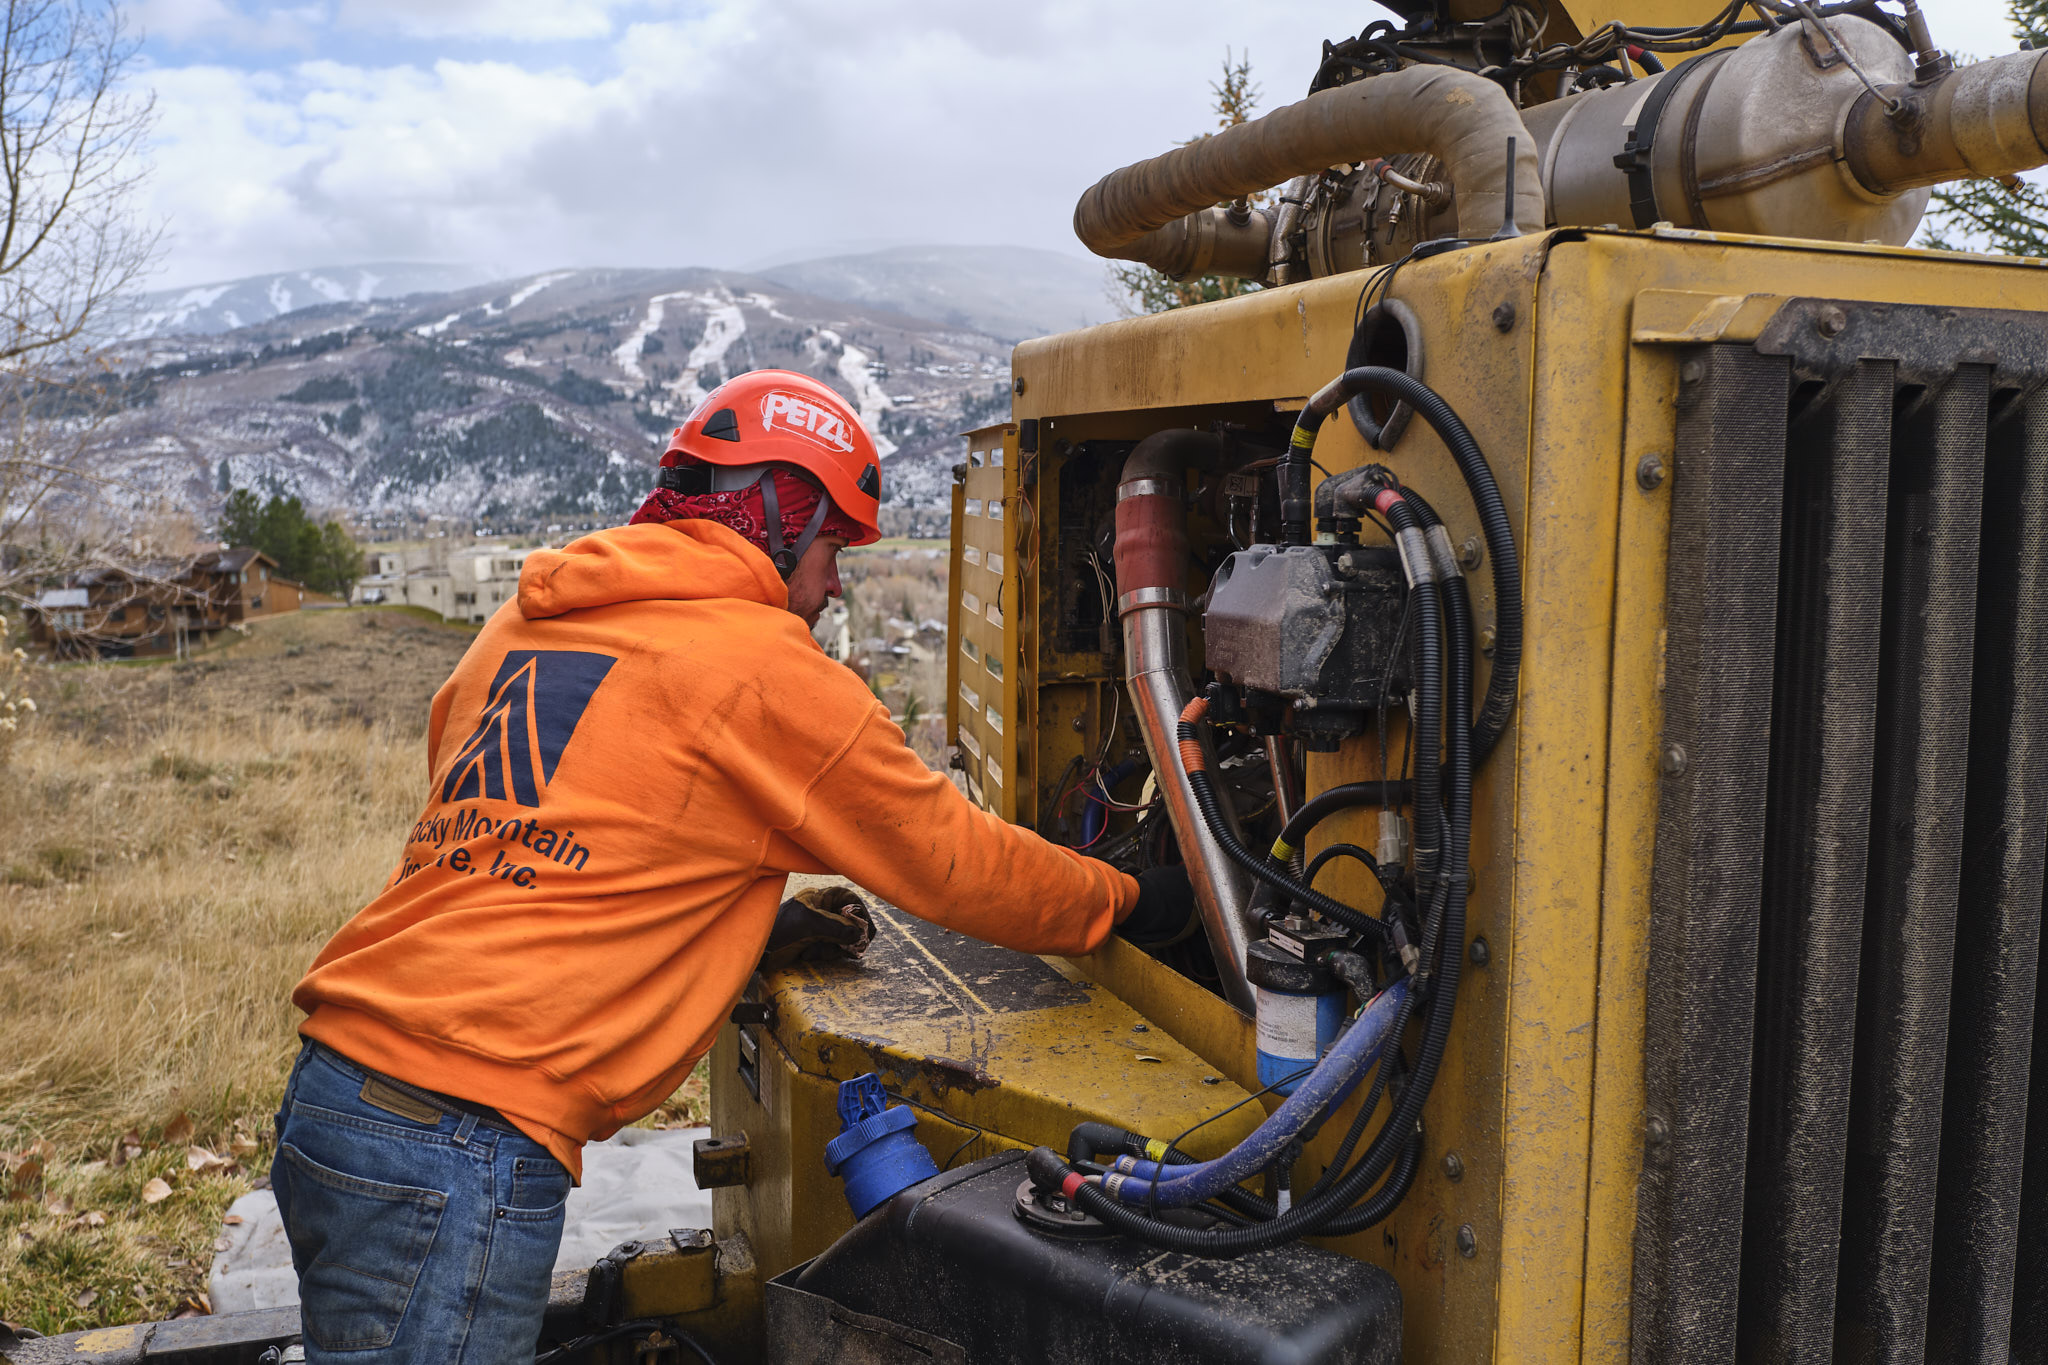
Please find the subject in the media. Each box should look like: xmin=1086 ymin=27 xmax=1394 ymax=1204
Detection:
xmin=758 ymin=885 xmax=875 ymax=972
xmin=1120 ymin=864 xmax=1200 ymax=947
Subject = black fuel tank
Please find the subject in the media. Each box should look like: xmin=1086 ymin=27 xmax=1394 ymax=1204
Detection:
xmin=770 ymin=1152 xmax=1401 ymax=1365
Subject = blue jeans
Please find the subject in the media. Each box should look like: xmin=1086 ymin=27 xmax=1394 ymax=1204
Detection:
xmin=272 ymin=1041 xmax=572 ymax=1363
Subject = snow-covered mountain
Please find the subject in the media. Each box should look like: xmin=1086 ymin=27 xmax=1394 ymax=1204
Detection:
xmin=99 ymin=262 xmax=1020 ymax=525
xmin=116 ymin=263 xmax=502 ymax=338
xmin=759 ymin=244 xmax=1112 ymax=342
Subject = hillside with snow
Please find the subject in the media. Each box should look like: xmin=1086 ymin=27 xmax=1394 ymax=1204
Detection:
xmin=115 ymin=263 xmax=501 ymax=338
xmin=98 ymin=260 xmax=1022 ymax=526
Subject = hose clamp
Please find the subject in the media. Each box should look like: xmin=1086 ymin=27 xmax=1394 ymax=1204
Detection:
xmin=1117 ymin=477 xmax=1182 ymax=502
xmin=1394 ymin=527 xmax=1436 ymax=587
xmin=1425 ymin=524 xmax=1465 ymax=581
xmin=1117 ymin=586 xmax=1187 ymax=616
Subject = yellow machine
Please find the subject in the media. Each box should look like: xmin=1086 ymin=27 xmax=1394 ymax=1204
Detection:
xmin=704 ymin=3 xmax=2048 ymax=1362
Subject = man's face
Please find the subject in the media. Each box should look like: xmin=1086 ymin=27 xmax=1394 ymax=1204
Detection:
xmin=786 ymin=535 xmax=847 ymax=628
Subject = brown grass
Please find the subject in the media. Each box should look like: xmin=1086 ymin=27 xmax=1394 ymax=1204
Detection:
xmin=839 ymin=546 xmax=951 ymax=764
xmin=0 ymin=609 xmax=474 ymax=1335
xmin=0 ymin=574 xmax=926 ymax=1334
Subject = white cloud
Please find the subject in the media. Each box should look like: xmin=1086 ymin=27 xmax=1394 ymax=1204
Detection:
xmin=129 ymin=0 xmax=2042 ymax=290
xmin=332 ymin=0 xmax=658 ymax=42
xmin=135 ymin=0 xmax=1378 ymax=286
xmin=132 ymin=0 xmax=323 ymax=48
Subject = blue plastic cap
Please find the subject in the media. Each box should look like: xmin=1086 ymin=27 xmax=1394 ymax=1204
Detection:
xmin=823 ymin=1073 xmax=939 ymax=1219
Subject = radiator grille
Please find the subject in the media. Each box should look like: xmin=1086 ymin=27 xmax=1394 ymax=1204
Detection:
xmin=1632 ymin=300 xmax=2048 ymax=1365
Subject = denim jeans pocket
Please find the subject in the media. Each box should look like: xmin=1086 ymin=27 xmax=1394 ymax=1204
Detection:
xmin=507 ymin=1153 xmax=571 ymax=1213
xmin=277 ymin=1141 xmax=447 ymax=1351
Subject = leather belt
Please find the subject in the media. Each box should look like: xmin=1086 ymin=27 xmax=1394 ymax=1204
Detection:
xmin=311 ymin=1041 xmax=523 ymax=1136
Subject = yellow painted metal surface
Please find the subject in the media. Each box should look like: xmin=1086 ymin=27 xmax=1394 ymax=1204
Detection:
xmin=1576 ymin=305 xmax=1683 ymax=1365
xmin=1556 ymin=0 xmax=1739 ymax=31
xmin=709 ymin=906 xmax=1262 ymax=1307
xmin=721 ymin=225 xmax=2048 ymax=1363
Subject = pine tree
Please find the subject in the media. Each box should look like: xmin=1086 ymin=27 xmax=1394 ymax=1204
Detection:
xmin=217 ymin=488 xmax=361 ymax=598
xmin=1108 ymin=50 xmax=1269 ymax=315
xmin=1921 ymin=2 xmax=2048 ymax=255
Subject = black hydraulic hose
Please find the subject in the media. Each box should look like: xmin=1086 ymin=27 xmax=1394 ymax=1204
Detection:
xmin=1303 ymin=842 xmax=1380 ymax=887
xmin=1035 ymin=482 xmax=1476 ymax=1255
xmin=1399 ymin=485 xmax=1484 ymax=774
xmin=1304 ymin=485 xmax=1475 ymax=1220
xmin=1295 ymin=366 xmax=1520 ymax=769
xmin=1377 ymin=494 xmax=1445 ymax=890
xmin=1302 ymin=1046 xmax=1406 ymax=1202
xmin=1278 ymin=781 xmax=1410 ymax=849
xmin=1180 ymin=702 xmax=1389 ymax=945
xmin=1067 ymin=1122 xmax=1281 ymax=1220
xmin=1312 ymin=1122 xmax=1424 ymax=1235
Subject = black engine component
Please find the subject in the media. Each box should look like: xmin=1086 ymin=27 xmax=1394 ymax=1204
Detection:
xmin=771 ymin=1152 xmax=1402 ymax=1365
xmin=1203 ymin=542 xmax=1410 ymax=750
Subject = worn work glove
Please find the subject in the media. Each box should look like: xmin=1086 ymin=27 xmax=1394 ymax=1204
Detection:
xmin=1120 ymin=864 xmax=1201 ymax=948
xmin=758 ymin=885 xmax=876 ymax=973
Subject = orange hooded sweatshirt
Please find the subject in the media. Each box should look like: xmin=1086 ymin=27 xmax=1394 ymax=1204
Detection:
xmin=295 ymin=520 xmax=1139 ymax=1178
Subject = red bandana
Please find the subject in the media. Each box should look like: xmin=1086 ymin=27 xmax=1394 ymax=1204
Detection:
xmin=629 ymin=467 xmax=865 ymax=558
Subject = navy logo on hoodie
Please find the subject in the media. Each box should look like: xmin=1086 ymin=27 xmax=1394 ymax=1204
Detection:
xmin=442 ymin=650 xmax=616 ymax=807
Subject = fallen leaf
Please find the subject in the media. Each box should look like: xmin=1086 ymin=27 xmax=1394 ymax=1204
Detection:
xmin=79 ymin=1160 xmax=107 ymax=1174
xmin=108 ymin=930 xmax=127 ymax=941
xmin=112 ymin=1130 xmax=142 ymax=1167
xmin=186 ymin=1146 xmax=228 ymax=1175
xmin=24 ymin=1139 xmax=53 ymax=1161
xmin=221 ymin=1213 xmax=244 ymax=1226
xmin=228 ymin=1135 xmax=258 ymax=1158
xmin=140 ymin=1177 xmax=172 ymax=1204
xmin=72 ymin=1289 xmax=97 ymax=1309
xmin=212 ymin=1235 xmax=231 ymax=1253
xmin=162 ymin=1112 xmax=194 ymax=1145
xmin=7 ymin=1157 xmax=43 ymax=1200
xmin=75 ymin=1211 xmax=106 ymax=1228
xmin=43 ymin=1195 xmax=73 ymax=1217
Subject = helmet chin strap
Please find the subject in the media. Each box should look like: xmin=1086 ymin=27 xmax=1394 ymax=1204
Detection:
xmin=757 ymin=469 xmax=835 ymax=580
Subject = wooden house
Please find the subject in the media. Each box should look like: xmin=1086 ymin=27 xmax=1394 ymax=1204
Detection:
xmin=26 ymin=548 xmax=337 ymax=660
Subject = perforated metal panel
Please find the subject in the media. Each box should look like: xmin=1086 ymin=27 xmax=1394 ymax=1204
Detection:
xmin=948 ymin=425 xmax=1023 ymax=820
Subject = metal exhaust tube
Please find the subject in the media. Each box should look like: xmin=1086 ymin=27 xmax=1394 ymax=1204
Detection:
xmin=1114 ymin=429 xmax=1258 ymax=1013
xmin=1845 ymin=44 xmax=2048 ymax=195
xmin=1074 ymin=64 xmax=1543 ymax=279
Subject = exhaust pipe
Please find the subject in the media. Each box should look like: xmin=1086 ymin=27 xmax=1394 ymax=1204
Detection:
xmin=1074 ymin=64 xmax=1543 ymax=279
xmin=1113 ymin=430 xmax=1257 ymax=1013
xmin=1844 ymin=45 xmax=2048 ymax=195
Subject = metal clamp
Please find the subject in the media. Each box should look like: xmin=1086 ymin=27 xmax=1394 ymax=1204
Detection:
xmin=1117 ymin=477 xmax=1183 ymax=502
xmin=1116 ymin=586 xmax=1187 ymax=616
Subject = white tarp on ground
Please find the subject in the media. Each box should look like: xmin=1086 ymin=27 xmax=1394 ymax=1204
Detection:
xmin=210 ymin=1126 xmax=713 ymax=1313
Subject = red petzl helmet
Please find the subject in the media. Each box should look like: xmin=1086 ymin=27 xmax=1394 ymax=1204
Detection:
xmin=663 ymin=369 xmax=882 ymax=546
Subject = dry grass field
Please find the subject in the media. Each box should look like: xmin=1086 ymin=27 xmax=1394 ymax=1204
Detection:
xmin=0 ymin=543 xmax=934 ymax=1337
xmin=1 ymin=605 xmax=689 ymax=1334
xmin=0 ymin=607 xmax=483 ymax=1334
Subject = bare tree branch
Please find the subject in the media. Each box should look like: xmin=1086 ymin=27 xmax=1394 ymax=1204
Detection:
xmin=0 ymin=0 xmax=160 ymax=627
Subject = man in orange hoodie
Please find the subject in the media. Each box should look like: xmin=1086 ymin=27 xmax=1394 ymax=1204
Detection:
xmin=273 ymin=370 xmax=1187 ymax=1363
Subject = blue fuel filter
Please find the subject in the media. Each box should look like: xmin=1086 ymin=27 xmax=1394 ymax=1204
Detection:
xmin=1246 ymin=937 xmax=1348 ymax=1095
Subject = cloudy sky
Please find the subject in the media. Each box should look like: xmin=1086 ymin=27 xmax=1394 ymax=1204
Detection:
xmin=126 ymin=0 xmax=2032 ymax=290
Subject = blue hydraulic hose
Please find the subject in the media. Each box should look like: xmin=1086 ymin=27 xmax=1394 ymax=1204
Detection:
xmin=1103 ymin=979 xmax=1409 ymax=1208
